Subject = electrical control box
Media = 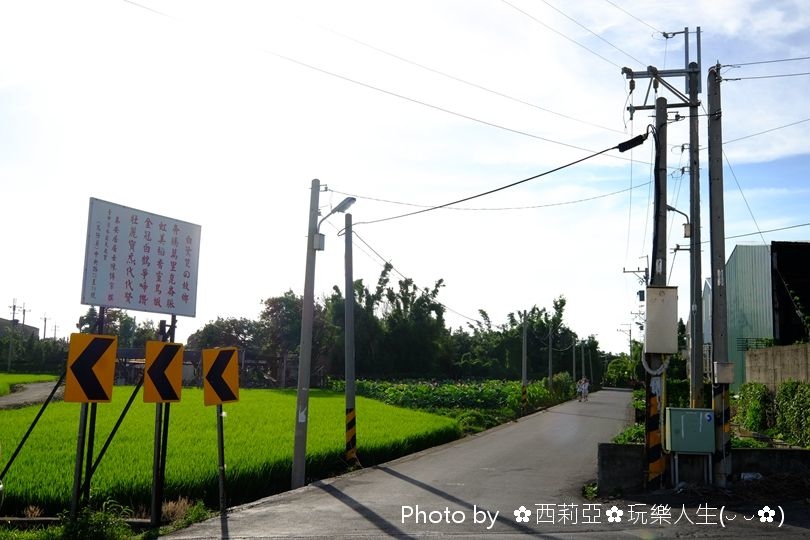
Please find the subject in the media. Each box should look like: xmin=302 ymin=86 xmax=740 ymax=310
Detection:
xmin=664 ymin=407 xmax=715 ymax=453
xmin=645 ymin=286 xmax=678 ymax=354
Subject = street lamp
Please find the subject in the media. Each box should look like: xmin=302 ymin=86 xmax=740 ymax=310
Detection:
xmin=292 ymin=179 xmax=355 ymax=489
xmin=666 ymin=204 xmax=691 ymax=238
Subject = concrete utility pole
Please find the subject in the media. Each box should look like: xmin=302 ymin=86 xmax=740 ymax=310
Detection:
xmin=688 ymin=61 xmax=704 ymax=408
xmin=547 ymin=324 xmax=552 ymax=390
xmin=344 ymin=213 xmax=358 ymax=464
xmin=707 ymin=64 xmax=732 ymax=487
xmin=292 ymin=179 xmax=321 ymax=489
xmin=623 ymin=27 xmax=703 ymax=488
xmin=572 ymin=341 xmax=576 ymax=383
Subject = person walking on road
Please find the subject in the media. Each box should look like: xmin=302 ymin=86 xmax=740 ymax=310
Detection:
xmin=576 ymin=378 xmax=583 ymax=401
xmin=580 ymin=377 xmax=590 ymax=402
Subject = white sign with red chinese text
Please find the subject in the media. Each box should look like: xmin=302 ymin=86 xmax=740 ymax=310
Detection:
xmin=81 ymin=198 xmax=201 ymax=317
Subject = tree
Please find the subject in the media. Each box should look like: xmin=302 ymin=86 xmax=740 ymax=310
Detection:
xmin=187 ymin=317 xmax=262 ymax=358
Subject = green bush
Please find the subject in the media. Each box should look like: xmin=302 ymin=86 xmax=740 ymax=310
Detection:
xmin=736 ymin=382 xmax=772 ymax=433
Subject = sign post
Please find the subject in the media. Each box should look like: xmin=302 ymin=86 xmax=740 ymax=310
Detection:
xmin=203 ymin=348 xmax=239 ymax=517
xmin=66 ymin=332 xmax=117 ymax=518
xmin=145 ymin=326 xmax=182 ymax=529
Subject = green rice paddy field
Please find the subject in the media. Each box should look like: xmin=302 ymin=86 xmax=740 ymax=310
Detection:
xmin=0 ymin=387 xmax=461 ymax=515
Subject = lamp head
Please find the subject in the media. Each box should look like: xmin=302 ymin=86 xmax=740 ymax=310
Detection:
xmin=333 ymin=197 xmax=356 ymax=214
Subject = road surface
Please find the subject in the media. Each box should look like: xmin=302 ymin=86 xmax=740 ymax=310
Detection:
xmin=165 ymin=388 xmax=809 ymax=538
xmin=0 ymin=380 xmax=63 ymax=409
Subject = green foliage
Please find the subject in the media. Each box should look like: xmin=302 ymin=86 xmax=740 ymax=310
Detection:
xmin=0 ymin=388 xmax=460 ymax=516
xmin=612 ymin=423 xmax=645 ymax=444
xmin=59 ymin=501 xmax=133 ymax=540
xmin=582 ymin=482 xmax=598 ymax=500
xmin=774 ymin=380 xmax=810 ymax=447
xmin=666 ymin=379 xmax=690 ymax=408
xmin=736 ymin=382 xmax=772 ymax=432
xmin=730 ymin=435 xmax=768 ymax=449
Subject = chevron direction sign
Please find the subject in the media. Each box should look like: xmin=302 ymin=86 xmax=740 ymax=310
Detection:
xmin=65 ymin=334 xmax=117 ymax=403
xmin=203 ymin=348 xmax=239 ymax=406
xmin=144 ymin=341 xmax=184 ymax=403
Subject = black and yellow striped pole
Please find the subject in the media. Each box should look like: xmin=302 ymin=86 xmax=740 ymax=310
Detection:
xmin=645 ymin=372 xmax=665 ymax=486
xmin=344 ymin=213 xmax=359 ymax=466
xmin=712 ymin=381 xmax=731 ymax=486
xmin=345 ymin=407 xmax=357 ymax=463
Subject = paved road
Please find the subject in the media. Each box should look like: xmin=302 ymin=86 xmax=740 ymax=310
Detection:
xmin=0 ymin=380 xmax=63 ymax=409
xmin=166 ymin=388 xmax=809 ymax=538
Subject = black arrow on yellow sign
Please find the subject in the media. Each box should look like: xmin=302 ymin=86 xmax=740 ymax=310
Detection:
xmin=147 ymin=343 xmax=182 ymax=401
xmin=70 ymin=336 xmax=115 ymax=401
xmin=206 ymin=349 xmax=237 ymax=402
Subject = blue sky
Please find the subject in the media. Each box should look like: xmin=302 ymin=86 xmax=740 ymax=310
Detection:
xmin=1 ymin=0 xmax=809 ymax=355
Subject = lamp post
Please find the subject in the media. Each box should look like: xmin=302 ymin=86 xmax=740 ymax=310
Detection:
xmin=292 ymin=179 xmax=355 ymax=489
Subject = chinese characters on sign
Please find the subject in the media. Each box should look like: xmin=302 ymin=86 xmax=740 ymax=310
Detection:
xmin=81 ymin=198 xmax=201 ymax=317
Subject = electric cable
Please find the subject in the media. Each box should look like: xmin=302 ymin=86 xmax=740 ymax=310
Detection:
xmin=330 ymin=181 xmax=651 ymax=212
xmin=499 ymin=0 xmax=623 ymax=69
xmin=538 ymin=0 xmax=646 ymax=68
xmin=602 ymin=0 xmax=663 ymax=35
xmin=316 ymin=23 xmax=625 ymax=134
xmin=725 ymin=71 xmax=810 ymax=81
xmin=353 ymin=134 xmax=648 ymax=227
xmin=722 ymin=56 xmax=810 ymax=67
xmin=724 ymin=118 xmax=810 ymax=145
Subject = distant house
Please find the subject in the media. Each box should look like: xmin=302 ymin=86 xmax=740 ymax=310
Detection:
xmin=699 ymin=241 xmax=810 ymax=391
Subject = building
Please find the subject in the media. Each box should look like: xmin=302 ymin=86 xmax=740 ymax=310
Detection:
xmin=0 ymin=317 xmax=40 ymax=340
xmin=701 ymin=241 xmax=810 ymax=391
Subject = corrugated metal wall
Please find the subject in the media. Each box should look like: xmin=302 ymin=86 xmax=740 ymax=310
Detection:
xmin=725 ymin=245 xmax=773 ymax=391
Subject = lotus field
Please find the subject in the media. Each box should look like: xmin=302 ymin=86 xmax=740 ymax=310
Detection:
xmin=0 ymin=387 xmax=461 ymax=515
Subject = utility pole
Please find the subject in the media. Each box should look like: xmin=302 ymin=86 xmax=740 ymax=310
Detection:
xmin=292 ymin=179 xmax=321 ymax=489
xmin=707 ymin=63 xmax=732 ymax=487
xmin=572 ymin=341 xmax=576 ymax=383
xmin=623 ymin=27 xmax=702 ymax=488
xmin=547 ymin=324 xmax=552 ymax=390
xmin=42 ymin=314 xmax=48 ymax=341
xmin=344 ymin=212 xmax=358 ymax=465
xmin=7 ymin=298 xmax=19 ymax=371
xmin=522 ymin=313 xmax=528 ymax=412
xmin=580 ymin=342 xmax=585 ymax=384
xmin=688 ymin=60 xmax=704 ymax=408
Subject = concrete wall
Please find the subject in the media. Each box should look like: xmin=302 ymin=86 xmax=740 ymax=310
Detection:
xmin=598 ymin=443 xmax=810 ymax=495
xmin=746 ymin=343 xmax=810 ymax=391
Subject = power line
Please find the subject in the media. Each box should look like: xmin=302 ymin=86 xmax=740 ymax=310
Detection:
xmin=538 ymin=0 xmax=646 ymax=68
xmin=723 ymin=221 xmax=810 ymax=241
xmin=332 ymin=181 xmax=651 ymax=212
xmin=725 ymin=71 xmax=810 ymax=81
xmin=725 ymin=118 xmax=810 ymax=144
xmin=123 ymin=0 xmax=643 ymax=164
xmin=500 ymin=0 xmax=623 ymax=69
xmin=602 ymin=0 xmax=663 ymax=35
xmin=346 ymin=226 xmax=483 ymax=324
xmin=316 ymin=23 xmax=624 ymax=134
xmin=722 ymin=55 xmax=810 ymax=67
xmin=353 ymin=135 xmax=647 ymax=227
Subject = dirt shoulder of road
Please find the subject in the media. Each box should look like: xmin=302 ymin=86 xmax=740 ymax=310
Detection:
xmin=0 ymin=381 xmax=64 ymax=410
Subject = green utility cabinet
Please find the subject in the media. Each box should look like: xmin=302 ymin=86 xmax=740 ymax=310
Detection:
xmin=664 ymin=407 xmax=715 ymax=453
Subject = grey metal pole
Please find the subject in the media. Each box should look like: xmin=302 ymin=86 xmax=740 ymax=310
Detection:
xmin=216 ymin=404 xmax=226 ymax=515
xmin=70 ymin=403 xmax=88 ymax=520
xmin=546 ymin=324 xmax=552 ymax=389
xmin=521 ymin=315 xmax=527 ymax=386
xmin=581 ymin=343 xmax=585 ymax=384
xmin=292 ymin=179 xmax=320 ymax=488
xmin=344 ymin=213 xmax=357 ymax=464
xmin=708 ymin=64 xmax=731 ymax=486
xmin=688 ymin=62 xmax=704 ymax=408
xmin=572 ymin=341 xmax=576 ymax=383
